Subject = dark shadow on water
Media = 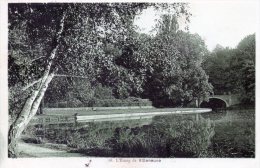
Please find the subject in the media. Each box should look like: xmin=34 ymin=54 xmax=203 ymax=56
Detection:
xmin=201 ymin=109 xmax=227 ymax=120
xmin=200 ymin=98 xmax=227 ymax=110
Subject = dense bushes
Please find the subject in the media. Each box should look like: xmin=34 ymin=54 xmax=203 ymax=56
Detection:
xmin=45 ymin=79 xmax=153 ymax=108
xmin=93 ymin=97 xmax=152 ymax=107
xmin=45 ymin=97 xmax=152 ymax=108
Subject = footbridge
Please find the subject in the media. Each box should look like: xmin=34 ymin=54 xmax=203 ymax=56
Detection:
xmin=199 ymin=94 xmax=240 ymax=108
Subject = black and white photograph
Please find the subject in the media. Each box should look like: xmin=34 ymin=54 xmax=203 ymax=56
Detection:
xmin=0 ymin=0 xmax=259 ymax=167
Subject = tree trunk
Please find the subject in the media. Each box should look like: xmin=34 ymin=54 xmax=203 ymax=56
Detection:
xmin=8 ymin=89 xmax=39 ymax=157
xmin=8 ymin=10 xmax=67 ymax=157
xmin=8 ymin=74 xmax=54 ymax=157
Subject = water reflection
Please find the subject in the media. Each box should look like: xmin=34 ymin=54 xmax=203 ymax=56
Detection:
xmin=148 ymin=114 xmax=215 ymax=157
xmin=201 ymin=109 xmax=255 ymax=157
xmin=201 ymin=109 xmax=227 ymax=120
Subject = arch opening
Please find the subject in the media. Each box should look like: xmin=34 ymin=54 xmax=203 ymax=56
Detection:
xmin=200 ymin=98 xmax=227 ymax=110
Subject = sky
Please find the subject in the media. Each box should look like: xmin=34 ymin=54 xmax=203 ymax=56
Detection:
xmin=134 ymin=1 xmax=257 ymax=51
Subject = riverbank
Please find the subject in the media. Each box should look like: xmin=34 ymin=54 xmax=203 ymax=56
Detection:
xmin=20 ymin=107 xmax=255 ymax=158
xmin=18 ymin=141 xmax=85 ymax=158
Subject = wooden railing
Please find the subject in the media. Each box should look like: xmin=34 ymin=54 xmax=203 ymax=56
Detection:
xmin=30 ymin=115 xmax=74 ymax=125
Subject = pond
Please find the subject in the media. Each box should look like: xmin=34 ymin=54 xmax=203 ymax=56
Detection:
xmin=23 ymin=108 xmax=255 ymax=158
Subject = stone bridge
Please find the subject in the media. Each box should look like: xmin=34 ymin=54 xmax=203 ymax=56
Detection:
xmin=199 ymin=94 xmax=240 ymax=108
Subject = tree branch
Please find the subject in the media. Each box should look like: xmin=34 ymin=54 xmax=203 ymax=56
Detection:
xmin=21 ymin=78 xmax=42 ymax=91
xmin=24 ymin=56 xmax=46 ymax=65
xmin=55 ymin=74 xmax=89 ymax=79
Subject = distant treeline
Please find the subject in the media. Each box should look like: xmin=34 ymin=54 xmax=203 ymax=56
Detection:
xmin=203 ymin=34 xmax=255 ymax=105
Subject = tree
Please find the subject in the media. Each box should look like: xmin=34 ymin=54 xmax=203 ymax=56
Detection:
xmin=115 ymin=15 xmax=212 ymax=107
xmin=8 ymin=3 xmax=190 ymax=157
xmin=202 ymin=46 xmax=235 ymax=94
xmin=202 ymin=34 xmax=255 ymax=105
xmin=231 ymin=34 xmax=255 ymax=104
xmin=93 ymin=5 xmax=192 ymax=99
xmin=8 ymin=3 xmax=140 ymax=157
xmin=8 ymin=4 xmax=69 ymax=157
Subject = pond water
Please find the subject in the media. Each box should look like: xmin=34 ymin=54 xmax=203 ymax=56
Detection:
xmin=201 ymin=108 xmax=255 ymax=157
xmin=24 ymin=108 xmax=255 ymax=158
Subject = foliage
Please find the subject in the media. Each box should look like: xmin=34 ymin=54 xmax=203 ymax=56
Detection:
xmin=8 ymin=3 xmax=150 ymax=114
xmin=203 ymin=34 xmax=255 ymax=104
xmin=45 ymin=97 xmax=152 ymax=108
xmin=131 ymin=15 xmax=213 ymax=107
xmin=9 ymin=3 xmax=170 ymax=157
xmin=93 ymin=84 xmax=114 ymax=99
xmin=233 ymin=34 xmax=255 ymax=104
xmin=8 ymin=3 xmax=193 ymax=114
xmin=202 ymin=46 xmax=236 ymax=94
xmin=8 ymin=3 xmax=221 ymax=157
xmin=92 ymin=98 xmax=152 ymax=107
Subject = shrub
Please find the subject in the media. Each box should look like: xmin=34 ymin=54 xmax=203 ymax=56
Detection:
xmin=94 ymin=85 xmax=114 ymax=99
xmin=67 ymin=131 xmax=84 ymax=148
xmin=92 ymin=98 xmax=152 ymax=107
xmin=22 ymin=125 xmax=45 ymax=144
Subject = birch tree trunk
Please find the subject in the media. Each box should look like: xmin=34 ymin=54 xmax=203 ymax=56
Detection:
xmin=8 ymin=11 xmax=67 ymax=157
xmin=8 ymin=74 xmax=54 ymax=157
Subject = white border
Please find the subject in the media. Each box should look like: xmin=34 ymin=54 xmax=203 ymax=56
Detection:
xmin=0 ymin=0 xmax=259 ymax=168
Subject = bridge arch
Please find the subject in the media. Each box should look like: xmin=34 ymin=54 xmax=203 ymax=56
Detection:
xmin=200 ymin=97 xmax=229 ymax=109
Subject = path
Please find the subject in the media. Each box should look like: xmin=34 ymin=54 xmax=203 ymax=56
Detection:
xmin=18 ymin=142 xmax=84 ymax=157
